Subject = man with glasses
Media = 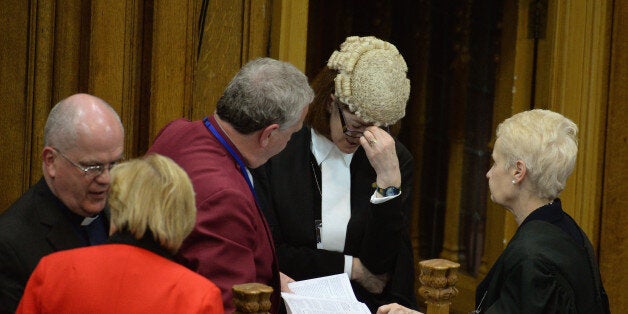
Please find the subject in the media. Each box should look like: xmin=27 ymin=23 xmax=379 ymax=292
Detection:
xmin=0 ymin=93 xmax=124 ymax=313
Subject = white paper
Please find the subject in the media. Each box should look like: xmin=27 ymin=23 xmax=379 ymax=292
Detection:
xmin=281 ymin=293 xmax=370 ymax=314
xmin=282 ymin=274 xmax=370 ymax=314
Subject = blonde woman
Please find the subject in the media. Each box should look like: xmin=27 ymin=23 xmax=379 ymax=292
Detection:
xmin=17 ymin=154 xmax=223 ymax=314
xmin=474 ymin=109 xmax=609 ymax=313
xmin=378 ymin=110 xmax=610 ymax=314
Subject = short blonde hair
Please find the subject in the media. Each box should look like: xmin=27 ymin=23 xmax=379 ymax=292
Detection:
xmin=496 ymin=109 xmax=578 ymax=199
xmin=108 ymin=154 xmax=196 ymax=254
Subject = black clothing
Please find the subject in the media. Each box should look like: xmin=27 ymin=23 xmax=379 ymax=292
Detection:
xmin=0 ymin=178 xmax=109 ymax=313
xmin=475 ymin=199 xmax=610 ymax=314
xmin=253 ymin=127 xmax=417 ymax=312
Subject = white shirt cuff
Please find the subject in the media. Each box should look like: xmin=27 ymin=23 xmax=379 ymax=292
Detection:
xmin=370 ymin=190 xmax=401 ymax=204
xmin=344 ymin=255 xmax=353 ymax=278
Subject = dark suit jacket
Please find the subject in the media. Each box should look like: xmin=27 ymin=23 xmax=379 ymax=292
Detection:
xmin=0 ymin=178 xmax=109 ymax=313
xmin=253 ymin=127 xmax=417 ymax=312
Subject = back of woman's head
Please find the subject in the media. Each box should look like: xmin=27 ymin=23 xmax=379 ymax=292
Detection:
xmin=306 ymin=66 xmax=337 ymax=139
xmin=108 ymin=154 xmax=196 ymax=254
xmin=496 ymin=109 xmax=578 ymax=199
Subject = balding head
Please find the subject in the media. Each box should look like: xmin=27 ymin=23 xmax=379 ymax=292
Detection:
xmin=42 ymin=93 xmax=125 ymax=217
xmin=44 ymin=93 xmax=124 ymax=152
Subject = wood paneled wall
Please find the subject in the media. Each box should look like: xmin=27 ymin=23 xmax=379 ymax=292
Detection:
xmin=0 ymin=0 xmax=307 ymax=213
xmin=1 ymin=2 xmax=25 ymax=209
xmin=537 ymin=0 xmax=612 ymax=246
xmin=599 ymin=1 xmax=628 ymax=312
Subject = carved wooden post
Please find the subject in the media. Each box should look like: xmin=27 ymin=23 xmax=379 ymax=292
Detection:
xmin=232 ymin=283 xmax=273 ymax=314
xmin=418 ymin=259 xmax=460 ymax=314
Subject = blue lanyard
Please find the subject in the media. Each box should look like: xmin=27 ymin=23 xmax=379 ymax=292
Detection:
xmin=203 ymin=117 xmax=259 ymax=204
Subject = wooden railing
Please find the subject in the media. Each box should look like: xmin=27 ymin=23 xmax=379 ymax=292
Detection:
xmin=232 ymin=258 xmax=461 ymax=314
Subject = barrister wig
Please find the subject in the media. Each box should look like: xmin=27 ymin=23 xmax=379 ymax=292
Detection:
xmin=327 ymin=36 xmax=410 ymax=126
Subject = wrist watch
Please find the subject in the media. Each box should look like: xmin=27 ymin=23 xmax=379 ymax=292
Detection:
xmin=376 ymin=186 xmax=401 ymax=197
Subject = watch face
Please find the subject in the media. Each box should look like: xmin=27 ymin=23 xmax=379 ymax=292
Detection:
xmin=384 ymin=188 xmax=397 ymax=196
xmin=378 ymin=186 xmax=400 ymax=196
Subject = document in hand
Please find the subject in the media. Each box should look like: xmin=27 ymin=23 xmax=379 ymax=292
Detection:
xmin=281 ymin=273 xmax=370 ymax=314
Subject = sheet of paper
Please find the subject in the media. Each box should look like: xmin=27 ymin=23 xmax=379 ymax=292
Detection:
xmin=281 ymin=293 xmax=370 ymax=314
xmin=287 ymin=273 xmax=357 ymax=301
xmin=282 ymin=273 xmax=370 ymax=314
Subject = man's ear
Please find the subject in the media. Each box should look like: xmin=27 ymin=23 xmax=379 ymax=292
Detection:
xmin=512 ymin=160 xmax=527 ymax=183
xmin=259 ymin=124 xmax=280 ymax=147
xmin=42 ymin=147 xmax=57 ymax=178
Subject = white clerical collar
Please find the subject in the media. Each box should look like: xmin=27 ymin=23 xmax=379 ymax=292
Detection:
xmin=310 ymin=129 xmax=353 ymax=166
xmin=81 ymin=215 xmax=99 ymax=226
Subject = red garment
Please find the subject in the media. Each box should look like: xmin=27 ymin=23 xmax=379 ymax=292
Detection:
xmin=16 ymin=244 xmax=223 ymax=314
xmin=147 ymin=117 xmax=279 ymax=313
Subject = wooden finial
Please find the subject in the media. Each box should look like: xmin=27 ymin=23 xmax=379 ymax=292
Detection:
xmin=232 ymin=283 xmax=273 ymax=314
xmin=418 ymin=258 xmax=461 ymax=314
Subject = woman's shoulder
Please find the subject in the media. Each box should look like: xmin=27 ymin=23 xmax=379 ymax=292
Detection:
xmin=503 ymin=221 xmax=589 ymax=267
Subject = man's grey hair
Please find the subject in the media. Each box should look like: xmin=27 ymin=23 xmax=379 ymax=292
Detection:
xmin=216 ymin=58 xmax=314 ymax=134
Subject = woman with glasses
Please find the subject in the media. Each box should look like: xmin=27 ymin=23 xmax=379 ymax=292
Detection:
xmin=253 ymin=36 xmax=417 ymax=312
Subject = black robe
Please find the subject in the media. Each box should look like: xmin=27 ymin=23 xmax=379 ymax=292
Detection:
xmin=0 ymin=178 xmax=110 ymax=313
xmin=475 ymin=199 xmax=610 ymax=314
xmin=253 ymin=127 xmax=417 ymax=312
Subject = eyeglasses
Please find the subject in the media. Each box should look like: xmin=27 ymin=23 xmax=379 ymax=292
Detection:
xmin=336 ymin=101 xmax=365 ymax=138
xmin=53 ymin=148 xmax=119 ymax=177
xmin=335 ymin=100 xmax=390 ymax=138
